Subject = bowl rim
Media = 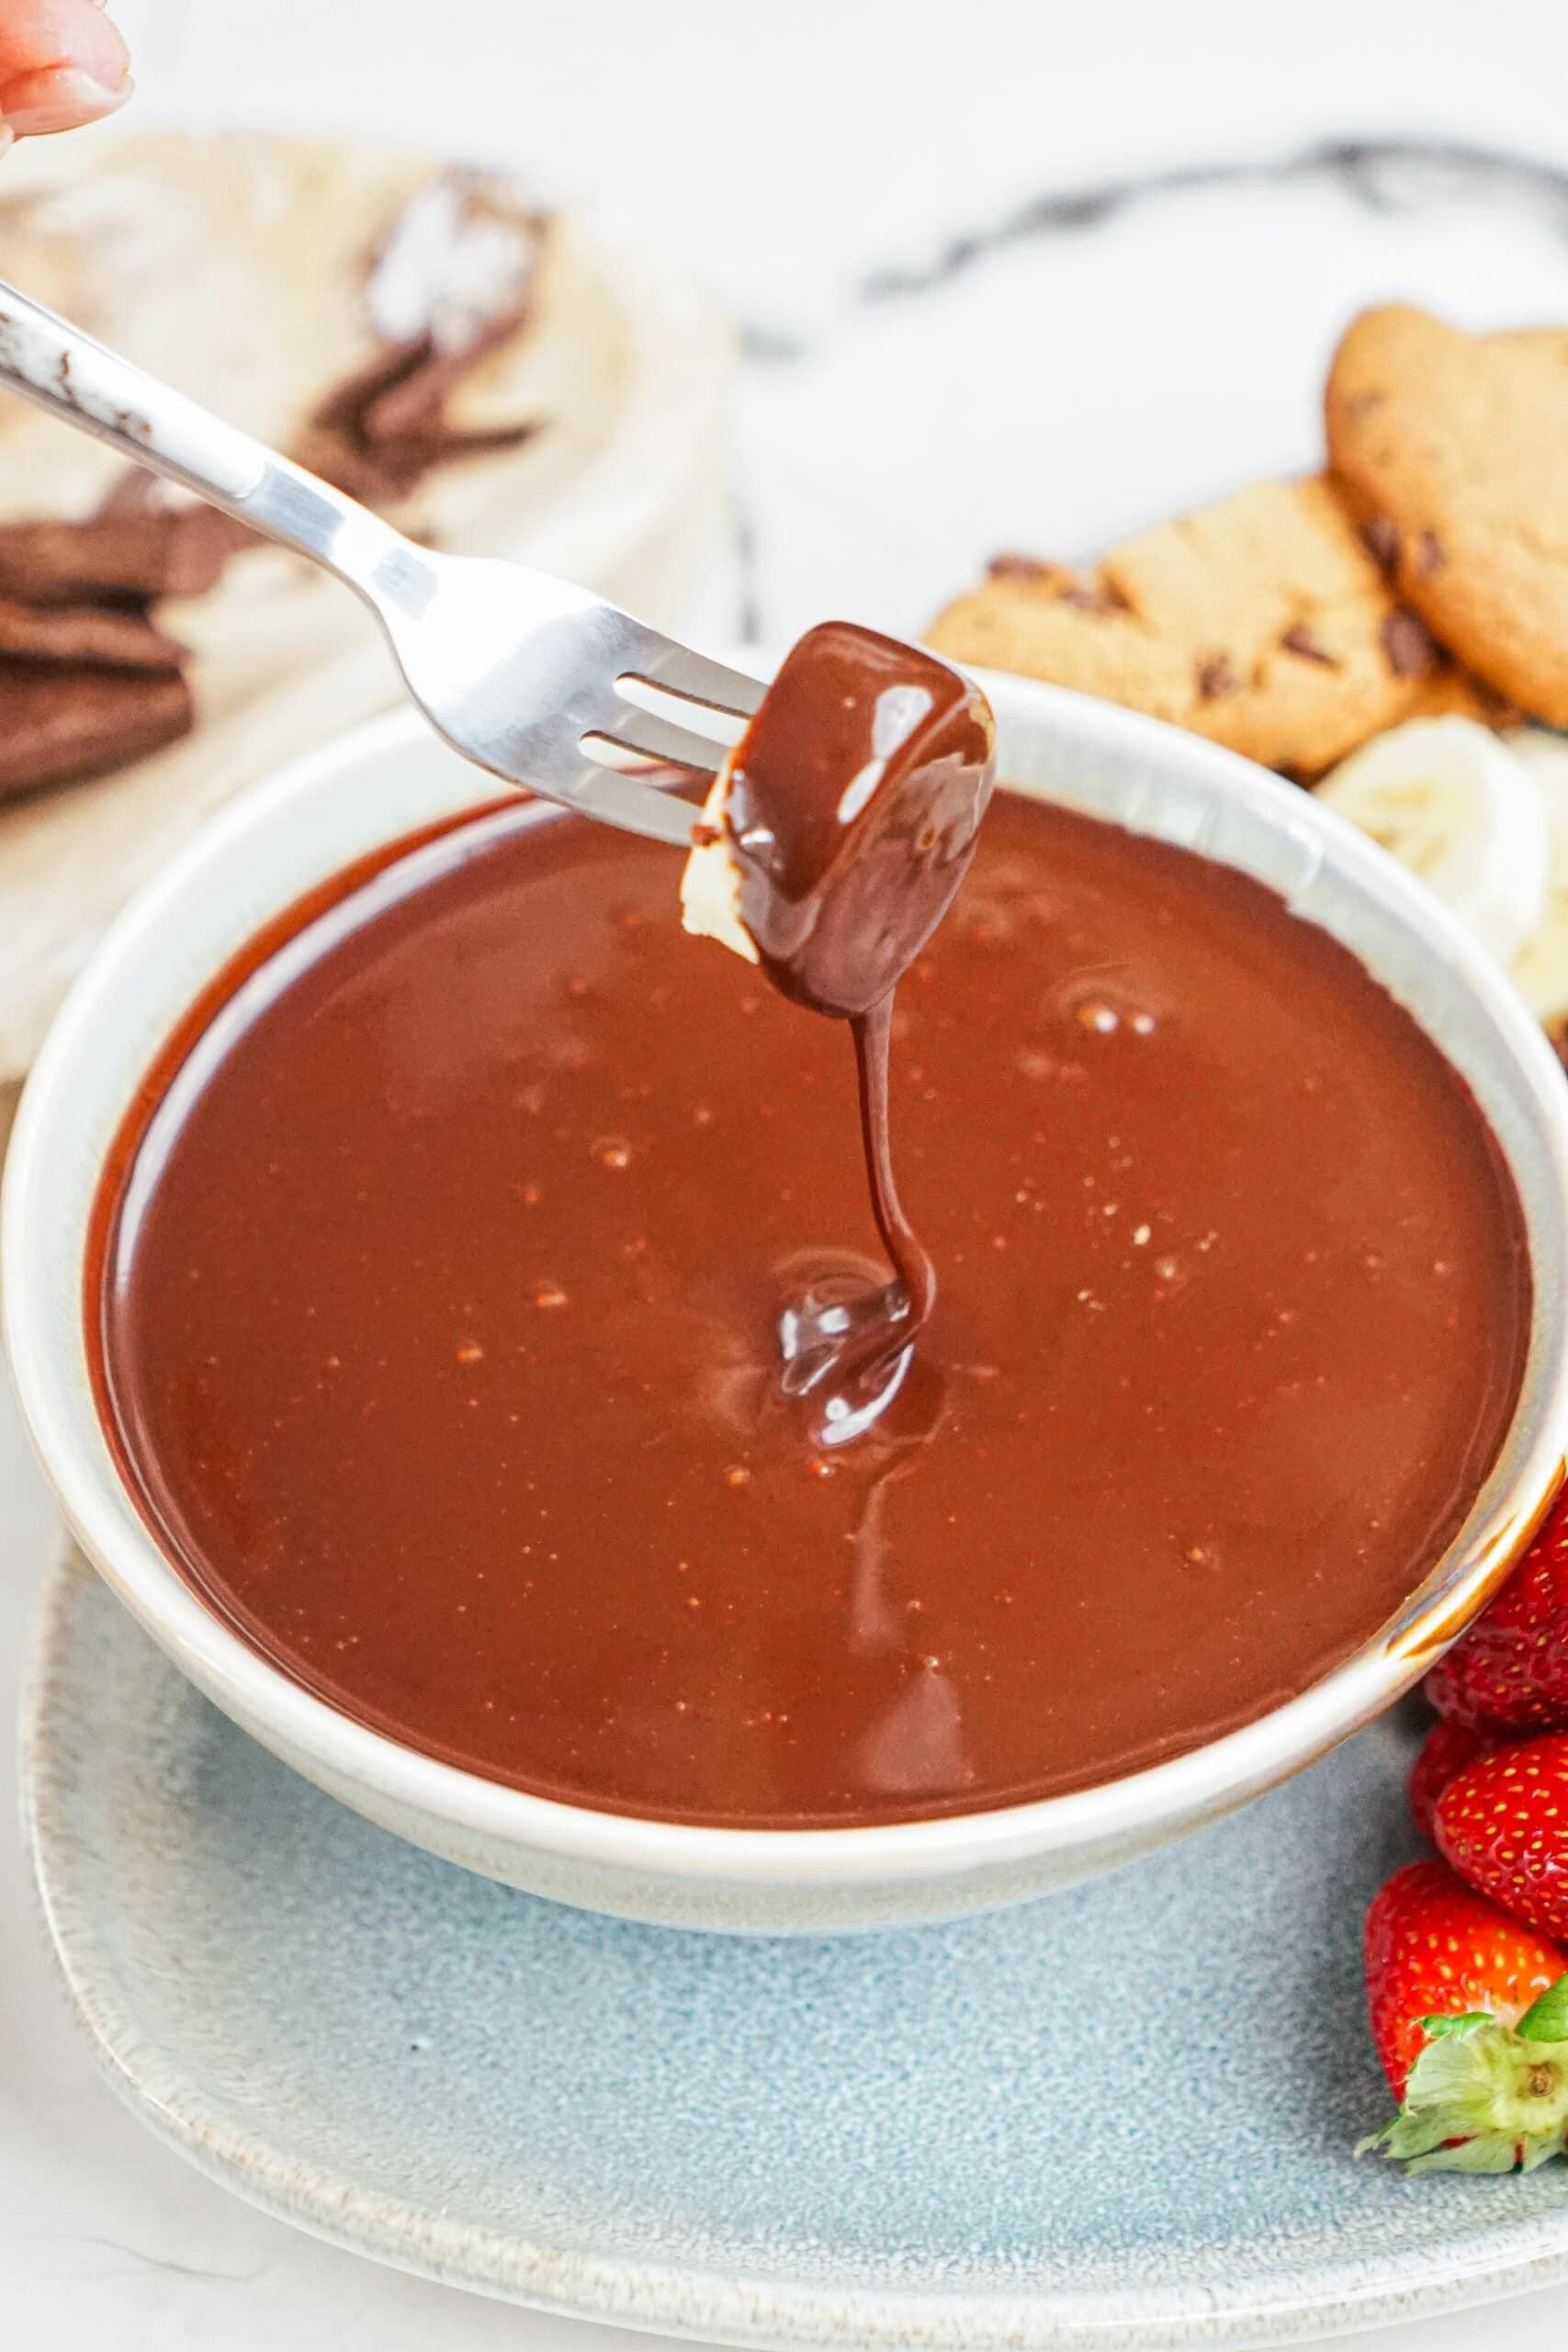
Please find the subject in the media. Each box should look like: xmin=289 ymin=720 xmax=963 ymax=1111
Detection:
xmin=6 ymin=681 xmax=1568 ymax=1895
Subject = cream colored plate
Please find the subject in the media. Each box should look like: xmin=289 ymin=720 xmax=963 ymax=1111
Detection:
xmin=0 ymin=129 xmax=733 ymax=1091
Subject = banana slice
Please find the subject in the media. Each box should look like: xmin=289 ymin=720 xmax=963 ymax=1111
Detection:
xmin=1506 ymin=728 xmax=1568 ymax=1026
xmin=681 ymin=761 xmax=757 ymax=967
xmin=1315 ymin=717 xmax=1549 ymax=964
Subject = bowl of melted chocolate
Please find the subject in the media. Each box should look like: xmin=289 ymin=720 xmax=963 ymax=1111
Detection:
xmin=7 ymin=636 xmax=1568 ymax=1933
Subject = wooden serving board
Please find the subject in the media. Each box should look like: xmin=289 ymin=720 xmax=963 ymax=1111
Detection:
xmin=0 ymin=130 xmax=732 ymax=1101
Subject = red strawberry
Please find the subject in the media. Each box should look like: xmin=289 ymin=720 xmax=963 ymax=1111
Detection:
xmin=1437 ymin=1735 xmax=1568 ymax=1939
xmin=1427 ymin=1487 xmax=1568 ymax=1732
xmin=1359 ymin=1860 xmax=1568 ymax=2174
xmin=1364 ymin=1860 xmax=1563 ymax=2094
xmin=1408 ymin=1719 xmax=1511 ymax=1845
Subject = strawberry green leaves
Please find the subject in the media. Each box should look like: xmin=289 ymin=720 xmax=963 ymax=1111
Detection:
xmin=1359 ymin=1976 xmax=1568 ymax=2175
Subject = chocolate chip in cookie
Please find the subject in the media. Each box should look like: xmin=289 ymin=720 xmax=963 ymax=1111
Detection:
xmin=1280 ymin=622 xmax=1337 ymax=666
xmin=1359 ymin=514 xmax=1401 ymax=571
xmin=927 ymin=475 xmax=1496 ymax=778
xmin=1380 ymin=608 xmax=1440 ymax=679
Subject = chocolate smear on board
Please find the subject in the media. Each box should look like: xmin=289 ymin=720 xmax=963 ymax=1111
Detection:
xmin=302 ymin=171 xmax=547 ymax=500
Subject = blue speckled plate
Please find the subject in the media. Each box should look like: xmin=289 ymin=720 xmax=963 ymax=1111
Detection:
xmin=25 ymin=1542 xmax=1568 ymax=2349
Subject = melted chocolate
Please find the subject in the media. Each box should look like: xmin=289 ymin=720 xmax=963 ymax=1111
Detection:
xmin=716 ymin=622 xmax=994 ymax=1425
xmin=721 ymin=622 xmax=995 ymax=1021
xmin=89 ymin=794 xmax=1531 ymax=1827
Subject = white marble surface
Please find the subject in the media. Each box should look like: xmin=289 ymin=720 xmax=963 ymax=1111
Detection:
xmin=11 ymin=0 xmax=1568 ymax=2341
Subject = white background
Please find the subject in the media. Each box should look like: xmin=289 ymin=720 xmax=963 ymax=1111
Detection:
xmin=9 ymin=1 xmax=1568 ymax=2343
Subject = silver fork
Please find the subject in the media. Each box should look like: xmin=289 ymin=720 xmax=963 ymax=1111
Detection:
xmin=0 ymin=277 xmax=764 ymax=847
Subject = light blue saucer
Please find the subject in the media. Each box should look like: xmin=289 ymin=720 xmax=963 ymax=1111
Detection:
xmin=25 ymin=1542 xmax=1568 ymax=2348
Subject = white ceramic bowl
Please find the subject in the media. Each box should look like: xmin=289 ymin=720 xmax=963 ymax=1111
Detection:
xmin=7 ymin=681 xmax=1568 ymax=1934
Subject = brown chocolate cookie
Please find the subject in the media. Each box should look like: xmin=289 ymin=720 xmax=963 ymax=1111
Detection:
xmin=1326 ymin=303 xmax=1568 ymax=726
xmin=926 ymin=475 xmax=1495 ymax=778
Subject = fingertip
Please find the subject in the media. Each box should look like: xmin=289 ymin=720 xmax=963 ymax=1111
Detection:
xmin=1 ymin=61 xmax=130 ymax=138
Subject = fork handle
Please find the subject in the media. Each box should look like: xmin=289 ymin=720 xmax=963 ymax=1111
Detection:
xmin=0 ymin=275 xmax=428 ymax=605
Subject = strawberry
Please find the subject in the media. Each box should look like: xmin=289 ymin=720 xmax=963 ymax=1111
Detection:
xmin=1364 ymin=1860 xmax=1564 ymax=2095
xmin=1359 ymin=1859 xmax=1568 ymax=2174
xmin=1408 ymin=1718 xmax=1511 ymax=1846
xmin=1426 ymin=1487 xmax=1568 ymax=1732
xmin=1437 ymin=1734 xmax=1568 ymax=1939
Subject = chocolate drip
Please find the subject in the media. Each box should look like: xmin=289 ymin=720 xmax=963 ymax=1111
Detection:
xmin=716 ymin=622 xmax=994 ymax=1431
xmin=853 ymin=995 xmax=936 ymax=1336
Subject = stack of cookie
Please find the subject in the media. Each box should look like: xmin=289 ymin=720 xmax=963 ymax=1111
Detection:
xmin=929 ymin=304 xmax=1563 ymax=782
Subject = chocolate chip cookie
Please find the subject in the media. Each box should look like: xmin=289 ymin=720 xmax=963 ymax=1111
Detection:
xmin=1326 ymin=303 xmax=1568 ymax=727
xmin=926 ymin=475 xmax=1495 ymax=778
